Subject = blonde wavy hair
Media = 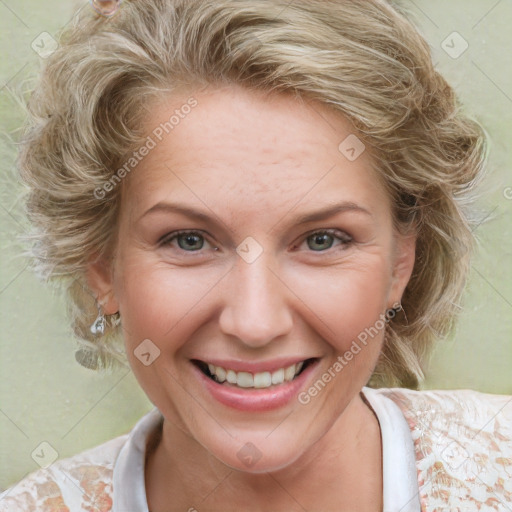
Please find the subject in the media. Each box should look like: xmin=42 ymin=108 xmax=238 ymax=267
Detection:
xmin=18 ymin=0 xmax=487 ymax=388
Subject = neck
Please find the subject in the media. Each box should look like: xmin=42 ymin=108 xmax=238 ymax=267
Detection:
xmin=145 ymin=393 xmax=382 ymax=511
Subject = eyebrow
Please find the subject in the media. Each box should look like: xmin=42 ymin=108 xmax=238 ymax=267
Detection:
xmin=138 ymin=201 xmax=372 ymax=227
xmin=287 ymin=201 xmax=372 ymax=225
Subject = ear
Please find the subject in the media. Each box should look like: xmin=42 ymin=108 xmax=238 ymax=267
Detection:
xmin=86 ymin=256 xmax=119 ymax=315
xmin=388 ymin=231 xmax=416 ymax=307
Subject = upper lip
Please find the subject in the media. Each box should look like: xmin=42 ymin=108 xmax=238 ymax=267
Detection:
xmin=192 ymin=357 xmax=317 ymax=374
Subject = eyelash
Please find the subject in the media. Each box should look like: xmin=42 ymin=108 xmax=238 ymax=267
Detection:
xmin=158 ymin=229 xmax=353 ymax=254
xmin=297 ymin=228 xmax=353 ymax=252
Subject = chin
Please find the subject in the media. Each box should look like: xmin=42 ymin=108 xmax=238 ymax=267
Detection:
xmin=202 ymin=427 xmax=313 ymax=475
xmin=218 ymin=447 xmax=305 ymax=475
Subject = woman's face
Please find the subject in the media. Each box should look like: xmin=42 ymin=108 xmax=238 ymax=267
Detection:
xmin=90 ymin=84 xmax=415 ymax=472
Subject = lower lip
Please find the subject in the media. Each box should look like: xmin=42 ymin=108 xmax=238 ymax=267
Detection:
xmin=193 ymin=361 xmax=319 ymax=412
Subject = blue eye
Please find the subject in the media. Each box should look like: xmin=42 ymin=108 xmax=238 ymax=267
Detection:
xmin=159 ymin=229 xmax=352 ymax=254
xmin=303 ymin=229 xmax=352 ymax=252
xmin=160 ymin=230 xmax=211 ymax=252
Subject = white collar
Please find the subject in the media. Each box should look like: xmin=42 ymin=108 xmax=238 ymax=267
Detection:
xmin=361 ymin=387 xmax=421 ymax=512
xmin=113 ymin=388 xmax=421 ymax=511
xmin=112 ymin=407 xmax=161 ymax=512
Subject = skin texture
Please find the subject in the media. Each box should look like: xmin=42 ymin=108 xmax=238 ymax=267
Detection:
xmin=88 ymin=83 xmax=416 ymax=511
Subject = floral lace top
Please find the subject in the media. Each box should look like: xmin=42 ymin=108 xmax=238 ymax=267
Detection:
xmin=0 ymin=387 xmax=511 ymax=511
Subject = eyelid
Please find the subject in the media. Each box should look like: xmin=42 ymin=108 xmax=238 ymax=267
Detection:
xmin=158 ymin=228 xmax=353 ymax=253
xmin=158 ymin=229 xmax=216 ymax=250
xmin=302 ymin=227 xmax=352 ymax=241
xmin=293 ymin=228 xmax=353 ymax=250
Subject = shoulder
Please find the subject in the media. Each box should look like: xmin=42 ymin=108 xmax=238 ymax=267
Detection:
xmin=0 ymin=433 xmax=128 ymax=512
xmin=374 ymin=387 xmax=512 ymax=509
xmin=375 ymin=387 xmax=512 ymax=443
xmin=375 ymin=385 xmax=510 ymax=410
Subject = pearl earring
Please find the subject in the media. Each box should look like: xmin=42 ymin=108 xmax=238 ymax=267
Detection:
xmin=90 ymin=303 xmax=106 ymax=336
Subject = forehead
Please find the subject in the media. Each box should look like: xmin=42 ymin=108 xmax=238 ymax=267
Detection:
xmin=122 ymin=84 xmax=390 ymax=220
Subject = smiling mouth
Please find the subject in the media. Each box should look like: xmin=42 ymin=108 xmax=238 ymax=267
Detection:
xmin=193 ymin=358 xmax=317 ymax=389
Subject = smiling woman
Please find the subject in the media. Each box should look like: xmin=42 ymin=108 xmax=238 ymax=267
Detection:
xmin=1 ymin=0 xmax=511 ymax=511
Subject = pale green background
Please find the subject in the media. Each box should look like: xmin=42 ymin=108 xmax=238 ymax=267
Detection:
xmin=0 ymin=0 xmax=511 ymax=492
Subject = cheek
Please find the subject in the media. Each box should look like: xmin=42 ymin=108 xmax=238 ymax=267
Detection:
xmin=114 ymin=230 xmax=393 ymax=350
xmin=284 ymin=256 xmax=392 ymax=353
xmin=113 ymin=255 xmax=225 ymax=347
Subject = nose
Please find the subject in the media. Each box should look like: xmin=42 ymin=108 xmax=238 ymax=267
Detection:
xmin=218 ymin=254 xmax=294 ymax=349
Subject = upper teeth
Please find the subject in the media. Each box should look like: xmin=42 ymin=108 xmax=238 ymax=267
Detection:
xmin=207 ymin=362 xmax=304 ymax=389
